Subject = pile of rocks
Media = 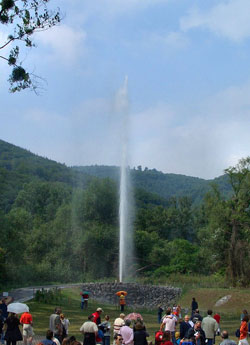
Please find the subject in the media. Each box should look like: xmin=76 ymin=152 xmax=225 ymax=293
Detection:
xmin=81 ymin=282 xmax=181 ymax=309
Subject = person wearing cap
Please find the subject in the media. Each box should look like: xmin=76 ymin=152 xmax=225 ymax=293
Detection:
xmin=113 ymin=314 xmax=125 ymax=336
xmin=92 ymin=308 xmax=103 ymax=326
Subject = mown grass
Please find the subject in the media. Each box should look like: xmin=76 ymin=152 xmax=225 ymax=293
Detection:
xmin=27 ymin=287 xmax=160 ymax=342
xmin=24 ymin=285 xmax=248 ymax=344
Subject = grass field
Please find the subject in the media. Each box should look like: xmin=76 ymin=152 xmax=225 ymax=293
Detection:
xmin=26 ymin=286 xmax=250 ymax=344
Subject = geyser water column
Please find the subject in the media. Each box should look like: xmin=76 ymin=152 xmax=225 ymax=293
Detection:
xmin=117 ymin=76 xmax=132 ymax=283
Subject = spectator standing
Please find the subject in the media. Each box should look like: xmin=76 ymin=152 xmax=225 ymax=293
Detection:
xmin=83 ymin=294 xmax=89 ymax=309
xmin=158 ymin=306 xmax=164 ymax=324
xmin=120 ymin=319 xmax=133 ymax=345
xmin=60 ymin=314 xmax=70 ymax=336
xmin=0 ymin=298 xmax=8 ymax=344
xmin=214 ymin=313 xmax=221 ymax=335
xmin=81 ymin=295 xmax=85 ymax=310
xmin=191 ymin=299 xmax=198 ymax=317
xmin=92 ymin=308 xmax=103 ymax=326
xmin=240 ymin=311 xmax=248 ymax=322
xmin=100 ymin=315 xmax=111 ymax=345
xmin=239 ymin=315 xmax=249 ymax=345
xmin=201 ymin=310 xmax=218 ymax=345
xmin=219 ymin=331 xmax=236 ymax=345
xmin=114 ymin=314 xmax=125 ymax=336
xmin=119 ymin=296 xmax=126 ymax=313
xmin=20 ymin=311 xmax=34 ymax=345
xmin=4 ymin=313 xmax=23 ymax=345
xmin=160 ymin=308 xmax=177 ymax=344
xmin=80 ymin=315 xmax=98 ymax=345
xmin=187 ymin=321 xmax=206 ymax=345
xmin=49 ymin=307 xmax=63 ymax=344
xmin=134 ymin=322 xmax=149 ymax=345
xmin=0 ymin=299 xmax=8 ymax=320
xmin=180 ymin=315 xmax=192 ymax=340
xmin=0 ymin=310 xmax=4 ymax=345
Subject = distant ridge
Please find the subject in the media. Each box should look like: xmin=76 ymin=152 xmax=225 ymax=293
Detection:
xmin=72 ymin=165 xmax=232 ymax=204
xmin=0 ymin=139 xmax=232 ymax=212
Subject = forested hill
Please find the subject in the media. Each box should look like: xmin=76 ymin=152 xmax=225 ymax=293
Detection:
xmin=72 ymin=165 xmax=232 ymax=204
xmin=0 ymin=139 xmax=93 ymax=211
xmin=0 ymin=139 xmax=232 ymax=212
xmin=1 ymin=139 xmax=249 ymax=288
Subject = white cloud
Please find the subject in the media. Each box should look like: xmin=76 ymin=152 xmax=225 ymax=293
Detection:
xmin=180 ymin=0 xmax=250 ymax=42
xmin=129 ymin=82 xmax=250 ymax=178
xmin=36 ymin=24 xmax=87 ymax=64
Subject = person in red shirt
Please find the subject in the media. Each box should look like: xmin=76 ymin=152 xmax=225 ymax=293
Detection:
xmin=92 ymin=308 xmax=103 ymax=325
xmin=214 ymin=313 xmax=221 ymax=335
xmin=239 ymin=315 xmax=249 ymax=345
xmin=20 ymin=312 xmax=34 ymax=345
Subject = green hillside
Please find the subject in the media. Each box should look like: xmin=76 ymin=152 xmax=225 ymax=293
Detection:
xmin=73 ymin=165 xmax=232 ymax=204
xmin=0 ymin=139 xmax=92 ymax=211
xmin=0 ymin=139 xmax=232 ymax=212
xmin=1 ymin=139 xmax=249 ymax=289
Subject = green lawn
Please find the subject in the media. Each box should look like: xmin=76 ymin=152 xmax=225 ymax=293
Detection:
xmin=27 ymin=287 xmax=159 ymax=342
xmin=26 ymin=286 xmax=245 ymax=344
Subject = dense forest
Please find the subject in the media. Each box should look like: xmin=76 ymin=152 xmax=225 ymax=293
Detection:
xmin=0 ymin=139 xmax=249 ymax=288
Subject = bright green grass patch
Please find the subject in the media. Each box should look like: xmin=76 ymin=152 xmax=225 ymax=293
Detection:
xmin=26 ymin=286 xmax=244 ymax=344
xmin=27 ymin=287 xmax=160 ymax=342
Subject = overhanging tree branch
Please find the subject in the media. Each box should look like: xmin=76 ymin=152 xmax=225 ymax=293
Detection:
xmin=0 ymin=0 xmax=61 ymax=93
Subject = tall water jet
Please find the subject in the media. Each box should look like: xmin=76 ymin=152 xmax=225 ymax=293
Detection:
xmin=116 ymin=76 xmax=132 ymax=283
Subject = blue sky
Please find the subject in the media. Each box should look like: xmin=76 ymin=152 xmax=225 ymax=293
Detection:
xmin=1 ymin=0 xmax=250 ymax=179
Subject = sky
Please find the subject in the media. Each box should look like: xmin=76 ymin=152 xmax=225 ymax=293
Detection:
xmin=1 ymin=0 xmax=250 ymax=179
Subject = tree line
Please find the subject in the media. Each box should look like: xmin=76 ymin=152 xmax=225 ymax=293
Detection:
xmin=0 ymin=157 xmax=249 ymax=288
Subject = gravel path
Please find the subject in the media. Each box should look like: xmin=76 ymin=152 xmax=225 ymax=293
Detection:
xmin=1 ymin=283 xmax=82 ymax=302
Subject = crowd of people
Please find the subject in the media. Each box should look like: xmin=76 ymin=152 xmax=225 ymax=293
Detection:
xmin=0 ymin=297 xmax=250 ymax=345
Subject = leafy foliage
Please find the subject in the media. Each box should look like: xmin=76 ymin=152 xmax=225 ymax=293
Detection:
xmin=0 ymin=139 xmax=249 ymax=287
xmin=0 ymin=0 xmax=61 ymax=92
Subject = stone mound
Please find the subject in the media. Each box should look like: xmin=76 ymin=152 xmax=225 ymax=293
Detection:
xmin=81 ymin=282 xmax=181 ymax=309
